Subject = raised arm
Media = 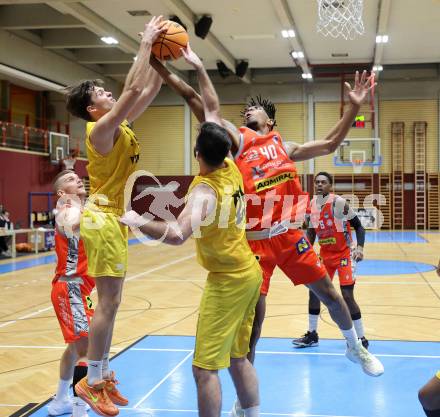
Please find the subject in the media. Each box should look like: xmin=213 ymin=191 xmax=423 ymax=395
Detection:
xmin=120 ymin=183 xmax=216 ymax=245
xmin=180 ymin=44 xmax=241 ymax=151
xmin=91 ymin=16 xmax=167 ymax=154
xmin=126 ymin=65 xmax=163 ymax=124
xmin=149 ymin=56 xmax=205 ymax=122
xmin=286 ymin=71 xmax=375 ymax=162
xmin=180 ymin=44 xmax=221 ymax=124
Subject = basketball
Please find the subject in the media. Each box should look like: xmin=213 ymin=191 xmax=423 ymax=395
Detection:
xmin=152 ymin=20 xmax=189 ymax=61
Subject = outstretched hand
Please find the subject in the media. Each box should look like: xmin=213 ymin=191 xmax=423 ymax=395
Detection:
xmin=180 ymin=43 xmax=203 ymax=69
xmin=142 ymin=16 xmax=169 ymax=44
xmin=344 ymin=71 xmax=376 ymax=106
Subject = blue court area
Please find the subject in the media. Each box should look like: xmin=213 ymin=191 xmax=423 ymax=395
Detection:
xmin=356 ymin=259 xmax=435 ymax=275
xmin=0 ymin=232 xmax=432 ymax=276
xmin=29 ymin=335 xmax=437 ymax=417
xmin=0 ymin=238 xmax=142 ymax=274
xmin=364 ymin=231 xmax=427 ymax=243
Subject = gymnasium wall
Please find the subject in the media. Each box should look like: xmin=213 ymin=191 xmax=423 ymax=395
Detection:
xmin=379 ymin=100 xmax=438 ymax=173
xmin=0 ymin=148 xmax=88 ymax=227
xmin=132 ymin=97 xmax=439 ymax=177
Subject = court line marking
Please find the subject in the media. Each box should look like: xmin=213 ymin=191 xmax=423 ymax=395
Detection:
xmin=0 ymin=404 xmax=26 ymax=407
xmin=0 ymin=345 xmax=439 ymax=359
xmin=0 ymin=307 xmax=53 ymax=329
xmin=125 ymin=408 xmax=362 ymax=417
xmin=120 ymin=278 xmax=440 ymax=286
xmin=133 ymin=350 xmax=194 ymax=408
xmin=0 ymin=254 xmax=196 ymax=329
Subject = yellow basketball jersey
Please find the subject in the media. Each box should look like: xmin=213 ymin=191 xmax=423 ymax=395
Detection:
xmin=188 ymin=158 xmax=255 ymax=273
xmin=85 ymin=120 xmax=140 ymax=214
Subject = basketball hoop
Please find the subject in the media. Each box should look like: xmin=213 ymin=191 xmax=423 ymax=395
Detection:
xmin=352 ymin=159 xmax=364 ymax=174
xmin=317 ymin=0 xmax=365 ymax=40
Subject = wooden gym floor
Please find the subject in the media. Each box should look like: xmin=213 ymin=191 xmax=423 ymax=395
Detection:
xmin=0 ymin=230 xmax=439 ymax=416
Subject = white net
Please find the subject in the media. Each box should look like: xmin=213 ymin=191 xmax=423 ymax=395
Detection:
xmin=317 ymin=0 xmax=365 ymax=40
xmin=352 ymin=160 xmax=365 ymax=174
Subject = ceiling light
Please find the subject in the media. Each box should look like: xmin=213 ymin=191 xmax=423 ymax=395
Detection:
xmin=302 ymin=73 xmax=312 ymax=79
xmin=133 ymin=56 xmax=137 ymax=61
xmin=373 ymin=65 xmax=383 ymax=72
xmin=281 ymin=29 xmax=295 ymax=38
xmin=101 ymin=36 xmax=119 ymax=45
xmin=291 ymin=51 xmax=304 ymax=59
xmin=376 ymin=35 xmax=389 ymax=44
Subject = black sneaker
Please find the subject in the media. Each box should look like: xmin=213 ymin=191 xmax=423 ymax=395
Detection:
xmin=360 ymin=336 xmax=369 ymax=350
xmin=292 ymin=331 xmax=319 ymax=348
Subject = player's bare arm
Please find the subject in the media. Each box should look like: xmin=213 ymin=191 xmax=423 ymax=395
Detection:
xmin=150 ymin=56 xmax=205 ymax=122
xmin=286 ymin=71 xmax=376 ymax=162
xmin=181 ymin=44 xmax=222 ymax=125
xmin=151 ymin=52 xmax=240 ymax=152
xmin=126 ymin=65 xmax=163 ymax=123
xmin=90 ymin=16 xmax=168 ymax=154
xmin=120 ymin=183 xmax=216 ymax=245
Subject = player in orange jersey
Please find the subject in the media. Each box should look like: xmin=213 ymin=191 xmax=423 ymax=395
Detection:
xmin=292 ymin=172 xmax=368 ymax=349
xmin=152 ymin=54 xmax=383 ymax=417
xmin=49 ymin=170 xmax=127 ymax=417
xmin=48 ymin=170 xmax=92 ymax=417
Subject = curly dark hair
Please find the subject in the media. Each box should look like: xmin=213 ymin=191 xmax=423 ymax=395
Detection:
xmin=315 ymin=171 xmax=333 ymax=184
xmin=65 ymin=79 xmax=103 ymax=121
xmin=242 ymin=95 xmax=277 ymax=128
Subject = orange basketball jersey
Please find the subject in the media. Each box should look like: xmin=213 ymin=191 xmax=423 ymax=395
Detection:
xmin=309 ymin=194 xmax=352 ymax=255
xmin=53 ymin=231 xmax=94 ymax=290
xmin=234 ymin=127 xmax=307 ymax=231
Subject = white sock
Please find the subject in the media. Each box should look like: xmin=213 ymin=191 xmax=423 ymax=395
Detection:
xmin=353 ymin=318 xmax=365 ymax=339
xmin=102 ymin=353 xmax=111 ymax=379
xmin=87 ymin=360 xmax=102 ymax=385
xmin=55 ymin=378 xmax=71 ymax=400
xmin=309 ymin=314 xmax=319 ymax=332
xmin=243 ymin=405 xmax=260 ymax=417
xmin=341 ymin=326 xmax=358 ymax=349
xmin=73 ymin=397 xmax=87 ymax=417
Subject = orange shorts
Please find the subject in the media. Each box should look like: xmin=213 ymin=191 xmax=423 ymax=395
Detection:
xmin=51 ymin=276 xmax=95 ymax=343
xmin=321 ymin=249 xmax=355 ymax=286
xmin=248 ymin=229 xmax=326 ymax=296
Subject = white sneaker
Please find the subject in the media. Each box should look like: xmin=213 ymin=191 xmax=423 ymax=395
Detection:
xmin=47 ymin=396 xmax=73 ymax=416
xmin=231 ymin=399 xmax=244 ymax=417
xmin=345 ymin=340 xmax=384 ymax=377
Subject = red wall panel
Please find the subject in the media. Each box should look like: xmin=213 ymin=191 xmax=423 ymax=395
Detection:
xmin=0 ymin=149 xmax=88 ymax=227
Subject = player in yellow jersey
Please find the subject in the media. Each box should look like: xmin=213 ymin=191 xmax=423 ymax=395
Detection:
xmin=121 ymin=44 xmax=262 ymax=417
xmin=64 ymin=16 xmax=168 ymax=416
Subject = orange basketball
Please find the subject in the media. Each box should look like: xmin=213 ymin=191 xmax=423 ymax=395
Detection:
xmin=152 ymin=20 xmax=189 ymax=61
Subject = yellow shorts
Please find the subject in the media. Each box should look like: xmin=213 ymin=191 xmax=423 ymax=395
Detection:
xmin=436 ymin=370 xmax=440 ymax=380
xmin=80 ymin=208 xmax=128 ymax=278
xmin=193 ymin=261 xmax=262 ymax=370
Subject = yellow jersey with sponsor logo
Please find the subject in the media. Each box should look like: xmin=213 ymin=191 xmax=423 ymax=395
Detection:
xmin=85 ymin=120 xmax=139 ymax=214
xmin=188 ymin=158 xmax=256 ymax=273
xmin=235 ymin=126 xmax=308 ymax=231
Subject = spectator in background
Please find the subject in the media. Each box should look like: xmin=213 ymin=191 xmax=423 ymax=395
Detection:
xmin=0 ymin=208 xmax=11 ymax=256
xmin=62 ymin=150 xmax=77 ymax=171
